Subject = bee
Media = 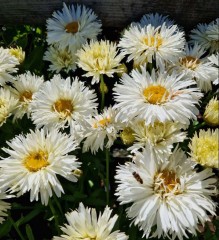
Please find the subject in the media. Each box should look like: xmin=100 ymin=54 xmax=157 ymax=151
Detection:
xmin=132 ymin=171 xmax=143 ymax=184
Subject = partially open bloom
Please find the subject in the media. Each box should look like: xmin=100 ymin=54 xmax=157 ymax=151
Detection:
xmin=0 ymin=191 xmax=11 ymax=224
xmin=113 ymin=67 xmax=202 ymax=125
xmin=77 ymin=40 xmax=124 ymax=84
xmin=127 ymin=120 xmax=186 ymax=162
xmin=0 ymin=47 xmax=19 ymax=85
xmin=9 ymin=46 xmax=25 ymax=64
xmin=31 ymin=75 xmax=98 ymax=130
xmin=119 ymin=24 xmax=185 ymax=68
xmin=43 ymin=44 xmax=78 ymax=73
xmin=53 ymin=203 xmax=128 ymax=240
xmin=0 ymin=128 xmax=81 ymax=205
xmin=82 ymin=107 xmax=122 ymax=154
xmin=10 ymin=71 xmax=44 ymax=120
xmin=190 ymin=18 xmax=219 ymax=53
xmin=46 ymin=3 xmax=102 ymax=49
xmin=203 ymin=97 xmax=219 ymax=126
xmin=0 ymin=87 xmax=18 ymax=126
xmin=189 ymin=129 xmax=218 ymax=168
xmin=115 ymin=148 xmax=217 ymax=240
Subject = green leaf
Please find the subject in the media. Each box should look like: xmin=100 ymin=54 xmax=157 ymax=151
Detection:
xmin=25 ymin=224 xmax=35 ymax=240
xmin=0 ymin=218 xmax=12 ymax=238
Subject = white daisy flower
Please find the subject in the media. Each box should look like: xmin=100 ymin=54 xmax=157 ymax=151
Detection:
xmin=118 ymin=24 xmax=185 ymax=68
xmin=0 ymin=191 xmax=11 ymax=224
xmin=43 ymin=44 xmax=78 ymax=73
xmin=77 ymin=40 xmax=124 ymax=84
xmin=168 ymin=43 xmax=218 ymax=92
xmin=0 ymin=128 xmax=81 ymax=205
xmin=190 ymin=18 xmax=219 ymax=53
xmin=115 ymin=148 xmax=217 ymax=240
xmin=31 ymin=75 xmax=98 ymax=130
xmin=128 ymin=120 xmax=187 ymax=162
xmin=46 ymin=3 xmax=102 ymax=49
xmin=208 ymin=53 xmax=219 ymax=85
xmin=0 ymin=87 xmax=18 ymax=126
xmin=113 ymin=67 xmax=202 ymax=125
xmin=53 ymin=203 xmax=128 ymax=240
xmin=82 ymin=107 xmax=122 ymax=154
xmin=0 ymin=47 xmax=19 ymax=86
xmin=10 ymin=71 xmax=44 ymax=120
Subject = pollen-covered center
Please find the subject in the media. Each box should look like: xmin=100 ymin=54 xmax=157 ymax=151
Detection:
xmin=65 ymin=21 xmax=79 ymax=34
xmin=53 ymin=99 xmax=73 ymax=117
xmin=143 ymin=85 xmax=169 ymax=104
xmin=93 ymin=118 xmax=111 ymax=128
xmin=180 ymin=56 xmax=201 ymax=70
xmin=143 ymin=34 xmax=163 ymax=48
xmin=24 ymin=150 xmax=49 ymax=172
xmin=154 ymin=170 xmax=181 ymax=197
xmin=19 ymin=91 xmax=33 ymax=102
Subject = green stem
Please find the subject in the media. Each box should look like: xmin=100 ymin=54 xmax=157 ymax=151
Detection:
xmin=8 ymin=216 xmax=26 ymax=240
xmin=100 ymin=74 xmax=105 ymax=110
xmin=49 ymin=199 xmax=60 ymax=235
xmin=105 ymin=148 xmax=110 ymax=205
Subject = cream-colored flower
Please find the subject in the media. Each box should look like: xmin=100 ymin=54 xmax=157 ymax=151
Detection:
xmin=0 ymin=47 xmax=19 ymax=85
xmin=53 ymin=203 xmax=128 ymax=240
xmin=46 ymin=3 xmax=102 ymax=49
xmin=0 ymin=191 xmax=11 ymax=224
xmin=0 ymin=87 xmax=18 ymax=126
xmin=43 ymin=44 xmax=78 ymax=73
xmin=203 ymin=97 xmax=219 ymax=126
xmin=189 ymin=129 xmax=218 ymax=168
xmin=208 ymin=53 xmax=219 ymax=85
xmin=115 ymin=148 xmax=217 ymax=240
xmin=77 ymin=40 xmax=124 ymax=84
xmin=0 ymin=128 xmax=81 ymax=205
xmin=119 ymin=24 xmax=185 ymax=68
xmin=9 ymin=46 xmax=25 ymax=64
xmin=10 ymin=71 xmax=44 ymax=120
xmin=113 ymin=67 xmax=202 ymax=125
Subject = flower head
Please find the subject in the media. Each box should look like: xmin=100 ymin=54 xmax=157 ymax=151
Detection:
xmin=31 ymin=75 xmax=98 ymax=130
xmin=115 ymin=148 xmax=217 ymax=240
xmin=208 ymin=53 xmax=219 ymax=85
xmin=0 ymin=128 xmax=81 ymax=205
xmin=53 ymin=203 xmax=128 ymax=240
xmin=0 ymin=191 xmax=11 ymax=224
xmin=203 ymin=97 xmax=219 ymax=126
xmin=9 ymin=46 xmax=25 ymax=64
xmin=46 ymin=3 xmax=102 ymax=49
xmin=189 ymin=129 xmax=218 ymax=168
xmin=113 ymin=67 xmax=202 ymax=125
xmin=77 ymin=40 xmax=124 ymax=84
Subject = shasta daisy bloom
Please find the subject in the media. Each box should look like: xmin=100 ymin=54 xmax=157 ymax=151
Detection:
xmin=0 ymin=128 xmax=81 ymax=205
xmin=113 ymin=67 xmax=202 ymax=125
xmin=46 ymin=3 xmax=102 ymax=49
xmin=168 ymin=43 xmax=218 ymax=92
xmin=128 ymin=120 xmax=187 ymax=162
xmin=0 ymin=87 xmax=18 ymax=126
xmin=0 ymin=47 xmax=19 ymax=85
xmin=203 ymin=97 xmax=219 ymax=126
xmin=190 ymin=18 xmax=219 ymax=53
xmin=208 ymin=53 xmax=219 ymax=85
xmin=10 ymin=71 xmax=44 ymax=120
xmin=82 ymin=107 xmax=121 ymax=154
xmin=0 ymin=191 xmax=11 ymax=224
xmin=115 ymin=148 xmax=217 ymax=240
xmin=189 ymin=129 xmax=219 ymax=168
xmin=31 ymin=75 xmax=98 ymax=130
xmin=43 ymin=44 xmax=78 ymax=73
xmin=9 ymin=46 xmax=25 ymax=64
xmin=118 ymin=23 xmax=185 ymax=68
xmin=77 ymin=40 xmax=124 ymax=84
xmin=53 ymin=203 xmax=128 ymax=240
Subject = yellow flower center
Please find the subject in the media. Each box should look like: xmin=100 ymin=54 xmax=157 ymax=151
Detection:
xmin=24 ymin=150 xmax=49 ymax=172
xmin=93 ymin=118 xmax=111 ymax=128
xmin=143 ymin=85 xmax=169 ymax=104
xmin=19 ymin=91 xmax=33 ymax=102
xmin=154 ymin=170 xmax=181 ymax=197
xmin=180 ymin=56 xmax=201 ymax=70
xmin=65 ymin=21 xmax=79 ymax=33
xmin=53 ymin=99 xmax=73 ymax=117
xmin=143 ymin=35 xmax=163 ymax=48
xmin=120 ymin=127 xmax=135 ymax=145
